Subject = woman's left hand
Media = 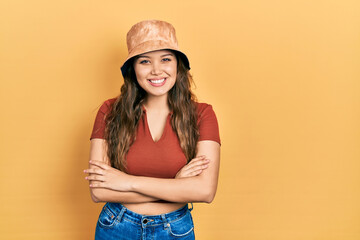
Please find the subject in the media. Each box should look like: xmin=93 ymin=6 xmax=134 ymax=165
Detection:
xmin=175 ymin=155 xmax=210 ymax=179
xmin=84 ymin=160 xmax=132 ymax=192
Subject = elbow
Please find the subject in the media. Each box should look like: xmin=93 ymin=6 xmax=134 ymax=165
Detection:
xmin=193 ymin=177 xmax=218 ymax=203
xmin=204 ymin=191 xmax=216 ymax=204
xmin=90 ymin=189 xmax=104 ymax=203
xmin=91 ymin=193 xmax=100 ymax=203
xmin=198 ymin=186 xmax=217 ymax=204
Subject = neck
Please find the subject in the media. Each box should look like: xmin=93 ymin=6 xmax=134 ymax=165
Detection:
xmin=143 ymin=94 xmax=170 ymax=113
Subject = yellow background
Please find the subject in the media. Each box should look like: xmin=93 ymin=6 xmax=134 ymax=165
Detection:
xmin=1 ymin=0 xmax=359 ymax=239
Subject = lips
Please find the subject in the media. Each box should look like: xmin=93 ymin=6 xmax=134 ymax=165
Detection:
xmin=149 ymin=78 xmax=165 ymax=84
xmin=148 ymin=78 xmax=167 ymax=87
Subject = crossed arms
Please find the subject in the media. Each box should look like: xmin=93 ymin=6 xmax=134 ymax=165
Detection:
xmin=85 ymin=139 xmax=220 ymax=204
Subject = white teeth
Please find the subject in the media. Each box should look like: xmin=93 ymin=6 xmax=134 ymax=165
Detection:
xmin=149 ymin=78 xmax=165 ymax=84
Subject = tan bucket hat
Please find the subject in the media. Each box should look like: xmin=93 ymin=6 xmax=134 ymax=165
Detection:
xmin=120 ymin=20 xmax=190 ymax=77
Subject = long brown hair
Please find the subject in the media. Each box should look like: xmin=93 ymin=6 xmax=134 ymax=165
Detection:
xmin=105 ymin=53 xmax=199 ymax=171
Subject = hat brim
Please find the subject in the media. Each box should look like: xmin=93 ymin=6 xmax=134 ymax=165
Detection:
xmin=120 ymin=40 xmax=190 ymax=77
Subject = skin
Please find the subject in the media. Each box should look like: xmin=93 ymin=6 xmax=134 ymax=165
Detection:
xmin=85 ymin=50 xmax=221 ymax=215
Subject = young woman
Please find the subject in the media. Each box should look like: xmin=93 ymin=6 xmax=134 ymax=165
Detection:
xmin=85 ymin=20 xmax=221 ymax=240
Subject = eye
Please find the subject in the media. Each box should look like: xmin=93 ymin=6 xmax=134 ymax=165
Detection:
xmin=139 ymin=59 xmax=150 ymax=64
xmin=162 ymin=58 xmax=171 ymax=62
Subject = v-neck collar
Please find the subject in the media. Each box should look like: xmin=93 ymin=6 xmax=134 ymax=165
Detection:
xmin=142 ymin=109 xmax=171 ymax=143
xmin=141 ymin=105 xmax=173 ymax=116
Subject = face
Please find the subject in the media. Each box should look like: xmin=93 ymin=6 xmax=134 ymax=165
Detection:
xmin=133 ymin=50 xmax=177 ymax=98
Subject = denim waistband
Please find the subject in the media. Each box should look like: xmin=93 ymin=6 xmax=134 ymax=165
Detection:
xmin=105 ymin=202 xmax=193 ymax=227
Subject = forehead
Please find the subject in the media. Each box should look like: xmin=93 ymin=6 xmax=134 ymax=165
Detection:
xmin=137 ymin=49 xmax=174 ymax=58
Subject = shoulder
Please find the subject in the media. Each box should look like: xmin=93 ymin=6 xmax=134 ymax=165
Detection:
xmin=195 ymin=102 xmax=211 ymax=112
xmin=195 ymin=102 xmax=217 ymax=120
xmin=98 ymin=97 xmax=117 ymax=114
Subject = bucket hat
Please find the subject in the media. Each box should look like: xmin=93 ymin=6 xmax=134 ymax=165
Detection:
xmin=120 ymin=20 xmax=190 ymax=77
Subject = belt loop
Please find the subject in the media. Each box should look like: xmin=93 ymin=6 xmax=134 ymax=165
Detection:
xmin=188 ymin=202 xmax=193 ymax=212
xmin=116 ymin=205 xmax=126 ymax=222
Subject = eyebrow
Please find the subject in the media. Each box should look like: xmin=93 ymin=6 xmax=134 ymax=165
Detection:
xmin=137 ymin=53 xmax=174 ymax=58
xmin=161 ymin=53 xmax=174 ymax=57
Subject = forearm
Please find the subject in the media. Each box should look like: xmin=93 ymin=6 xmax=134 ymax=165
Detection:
xmin=88 ymin=164 xmax=159 ymax=203
xmin=87 ymin=140 xmax=220 ymax=204
xmin=130 ymin=174 xmax=217 ymax=203
xmin=129 ymin=141 xmax=220 ymax=203
xmin=90 ymin=187 xmax=159 ymax=203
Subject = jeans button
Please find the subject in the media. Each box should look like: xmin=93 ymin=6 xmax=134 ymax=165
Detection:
xmin=142 ymin=219 xmax=148 ymax=224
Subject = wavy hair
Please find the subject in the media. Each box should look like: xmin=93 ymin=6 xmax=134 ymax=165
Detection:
xmin=104 ymin=53 xmax=199 ymax=172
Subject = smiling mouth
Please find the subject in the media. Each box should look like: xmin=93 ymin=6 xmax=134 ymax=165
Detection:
xmin=148 ymin=78 xmax=166 ymax=84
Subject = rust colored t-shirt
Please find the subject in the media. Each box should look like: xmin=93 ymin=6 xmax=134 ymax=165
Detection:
xmin=90 ymin=98 xmax=220 ymax=178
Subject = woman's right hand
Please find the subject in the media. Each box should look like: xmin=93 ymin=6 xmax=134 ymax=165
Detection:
xmin=175 ymin=155 xmax=210 ymax=179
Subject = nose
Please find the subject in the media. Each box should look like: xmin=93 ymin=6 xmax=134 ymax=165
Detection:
xmin=151 ymin=62 xmax=162 ymax=75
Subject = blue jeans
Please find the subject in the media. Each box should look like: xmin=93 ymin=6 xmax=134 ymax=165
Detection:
xmin=95 ymin=202 xmax=195 ymax=240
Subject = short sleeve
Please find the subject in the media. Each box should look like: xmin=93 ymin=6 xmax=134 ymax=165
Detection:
xmin=197 ymin=103 xmax=221 ymax=145
xmin=90 ymin=98 xmax=116 ymax=140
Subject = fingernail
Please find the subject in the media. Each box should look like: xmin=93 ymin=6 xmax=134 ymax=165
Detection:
xmin=85 ymin=177 xmax=88 ymax=180
xmin=89 ymin=184 xmax=92 ymax=187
